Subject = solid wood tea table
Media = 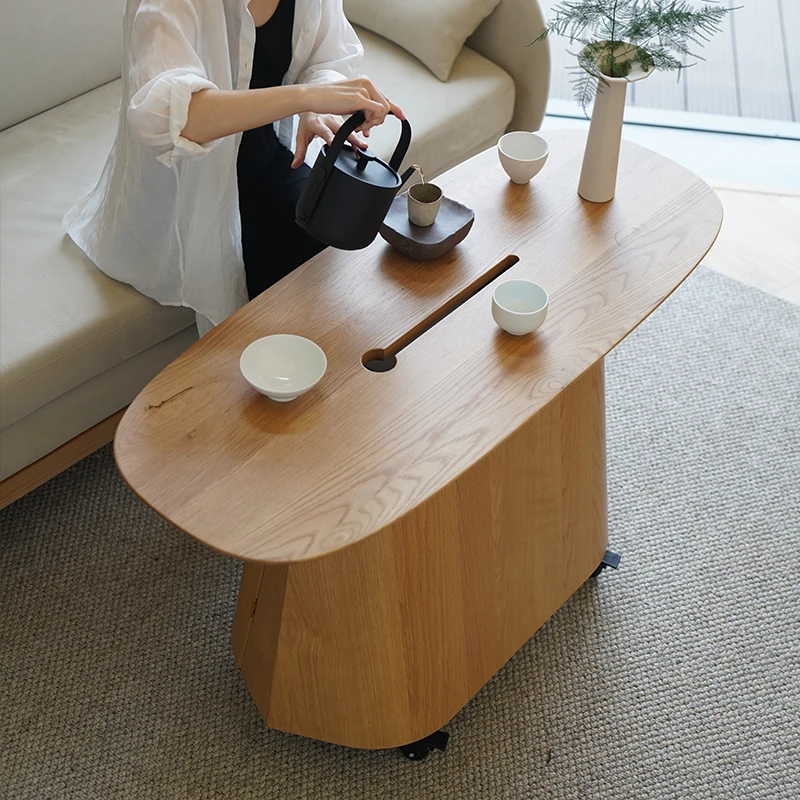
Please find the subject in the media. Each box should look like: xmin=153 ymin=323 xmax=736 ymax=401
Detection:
xmin=115 ymin=131 xmax=722 ymax=753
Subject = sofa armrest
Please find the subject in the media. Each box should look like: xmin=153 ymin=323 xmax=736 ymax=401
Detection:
xmin=467 ymin=0 xmax=551 ymax=133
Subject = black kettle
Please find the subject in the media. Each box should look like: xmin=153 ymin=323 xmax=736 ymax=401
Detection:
xmin=296 ymin=111 xmax=415 ymax=250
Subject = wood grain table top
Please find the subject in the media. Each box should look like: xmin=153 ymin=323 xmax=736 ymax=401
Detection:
xmin=114 ymin=130 xmax=723 ymax=564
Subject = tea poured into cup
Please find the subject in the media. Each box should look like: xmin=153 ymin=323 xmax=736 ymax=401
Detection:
xmin=408 ymin=182 xmax=443 ymax=227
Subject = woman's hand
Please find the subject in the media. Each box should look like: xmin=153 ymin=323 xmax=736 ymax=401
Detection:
xmin=304 ymin=76 xmax=405 ymax=131
xmin=292 ymin=112 xmax=369 ymax=169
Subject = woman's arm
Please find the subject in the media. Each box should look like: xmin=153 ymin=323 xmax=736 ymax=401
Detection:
xmin=126 ymin=0 xmax=400 ymax=164
xmin=181 ymin=76 xmax=397 ymax=145
xmin=126 ymin=0 xmax=223 ymax=165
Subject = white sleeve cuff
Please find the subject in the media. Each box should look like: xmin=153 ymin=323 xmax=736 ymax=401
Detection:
xmin=127 ymin=70 xmax=219 ymax=167
xmin=297 ymin=69 xmax=349 ymax=86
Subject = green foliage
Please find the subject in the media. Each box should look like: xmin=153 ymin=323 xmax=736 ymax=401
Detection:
xmin=531 ymin=0 xmax=737 ymax=112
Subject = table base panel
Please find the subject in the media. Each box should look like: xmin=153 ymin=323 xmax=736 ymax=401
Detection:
xmin=233 ymin=361 xmax=608 ymax=749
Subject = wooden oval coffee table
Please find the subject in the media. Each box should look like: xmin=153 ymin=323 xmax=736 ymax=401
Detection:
xmin=115 ymin=131 xmax=722 ymax=753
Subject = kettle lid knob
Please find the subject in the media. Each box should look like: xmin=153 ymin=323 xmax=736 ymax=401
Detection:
xmin=355 ymin=149 xmax=377 ymax=172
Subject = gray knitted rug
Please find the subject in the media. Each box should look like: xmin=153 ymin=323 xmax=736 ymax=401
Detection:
xmin=1 ymin=268 xmax=799 ymax=800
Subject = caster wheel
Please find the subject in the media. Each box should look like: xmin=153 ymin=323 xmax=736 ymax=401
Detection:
xmin=592 ymin=549 xmax=621 ymax=578
xmin=398 ymin=729 xmax=450 ymax=762
xmin=399 ymin=744 xmax=431 ymax=761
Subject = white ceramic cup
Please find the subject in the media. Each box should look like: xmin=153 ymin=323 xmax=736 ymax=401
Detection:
xmin=239 ymin=334 xmax=327 ymax=402
xmin=497 ymin=132 xmax=550 ymax=184
xmin=408 ymin=182 xmax=443 ymax=227
xmin=492 ymin=280 xmax=549 ymax=336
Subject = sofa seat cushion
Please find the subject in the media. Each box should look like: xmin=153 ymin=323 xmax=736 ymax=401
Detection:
xmin=0 ymin=80 xmax=196 ymax=434
xmin=0 ymin=328 xmax=198 ymax=481
xmin=355 ymin=26 xmax=515 ymax=179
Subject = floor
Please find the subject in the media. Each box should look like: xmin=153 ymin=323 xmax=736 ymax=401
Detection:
xmin=702 ymin=187 xmax=800 ymax=305
xmin=540 ymin=0 xmax=800 ymax=121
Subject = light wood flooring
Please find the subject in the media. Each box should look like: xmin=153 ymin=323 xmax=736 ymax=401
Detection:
xmin=702 ymin=187 xmax=800 ymax=305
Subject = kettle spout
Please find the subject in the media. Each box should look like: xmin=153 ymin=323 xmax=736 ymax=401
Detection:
xmin=399 ymin=166 xmax=416 ymax=188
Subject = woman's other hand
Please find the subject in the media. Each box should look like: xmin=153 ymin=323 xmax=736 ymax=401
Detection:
xmin=292 ymin=112 xmax=369 ymax=169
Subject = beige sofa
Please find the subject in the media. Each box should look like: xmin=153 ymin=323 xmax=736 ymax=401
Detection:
xmin=0 ymin=0 xmax=549 ymax=504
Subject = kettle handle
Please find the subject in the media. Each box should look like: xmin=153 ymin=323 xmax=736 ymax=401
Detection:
xmin=328 ymin=110 xmax=413 ymax=174
xmin=388 ymin=114 xmax=412 ymax=172
xmin=325 ymin=109 xmax=368 ymax=164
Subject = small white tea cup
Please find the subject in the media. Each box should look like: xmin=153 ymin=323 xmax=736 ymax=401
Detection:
xmin=492 ymin=280 xmax=549 ymax=336
xmin=240 ymin=334 xmax=327 ymax=402
xmin=497 ymin=132 xmax=549 ymax=184
xmin=408 ymin=182 xmax=443 ymax=227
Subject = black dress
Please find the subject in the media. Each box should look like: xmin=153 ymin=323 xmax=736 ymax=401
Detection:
xmin=237 ymin=0 xmax=326 ymax=300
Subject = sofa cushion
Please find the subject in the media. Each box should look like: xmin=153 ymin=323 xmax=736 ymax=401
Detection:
xmin=345 ymin=0 xmax=502 ymax=82
xmin=0 ymin=328 xmax=198 ymax=482
xmin=355 ymin=27 xmax=515 ymax=178
xmin=0 ymin=1 xmax=122 ymax=131
xmin=0 ymin=81 xmax=196 ymax=435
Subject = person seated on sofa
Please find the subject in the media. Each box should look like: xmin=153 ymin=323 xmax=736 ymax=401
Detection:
xmin=64 ymin=0 xmax=403 ymax=335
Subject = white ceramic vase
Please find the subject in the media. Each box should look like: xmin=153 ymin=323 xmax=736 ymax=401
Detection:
xmin=578 ymin=42 xmax=653 ymax=203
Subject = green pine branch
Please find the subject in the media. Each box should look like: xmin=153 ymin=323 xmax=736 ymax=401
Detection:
xmin=529 ymin=0 xmax=739 ymax=113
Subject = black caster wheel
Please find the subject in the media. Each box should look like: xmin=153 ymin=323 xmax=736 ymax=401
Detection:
xmin=398 ymin=730 xmax=450 ymax=762
xmin=591 ymin=549 xmax=621 ymax=578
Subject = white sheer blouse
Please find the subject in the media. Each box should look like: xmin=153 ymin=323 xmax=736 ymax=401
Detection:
xmin=64 ymin=0 xmax=362 ymax=325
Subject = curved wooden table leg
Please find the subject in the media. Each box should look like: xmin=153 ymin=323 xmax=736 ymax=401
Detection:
xmin=232 ymin=360 xmax=608 ymax=749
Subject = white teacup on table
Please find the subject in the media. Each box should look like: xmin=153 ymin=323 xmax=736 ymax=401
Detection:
xmin=498 ymin=132 xmax=549 ymax=184
xmin=240 ymin=334 xmax=327 ymax=402
xmin=492 ymin=279 xmax=549 ymax=336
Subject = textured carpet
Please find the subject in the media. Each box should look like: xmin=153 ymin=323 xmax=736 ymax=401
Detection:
xmin=1 ymin=267 xmax=799 ymax=800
